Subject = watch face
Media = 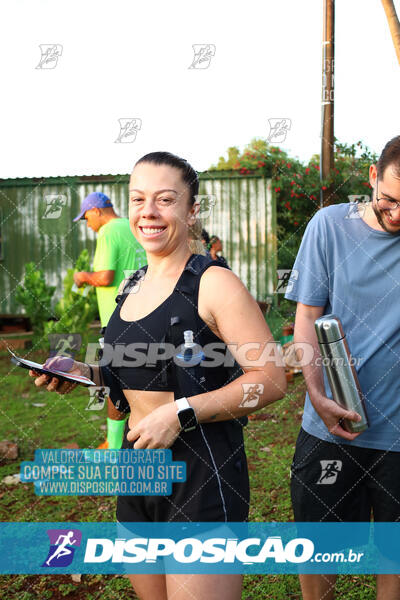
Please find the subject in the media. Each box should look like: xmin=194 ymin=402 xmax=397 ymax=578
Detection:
xmin=178 ymin=407 xmax=197 ymax=431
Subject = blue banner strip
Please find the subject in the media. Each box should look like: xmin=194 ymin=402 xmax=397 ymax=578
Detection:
xmin=0 ymin=522 xmax=399 ymax=574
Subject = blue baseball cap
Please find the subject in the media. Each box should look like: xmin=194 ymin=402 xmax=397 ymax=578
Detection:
xmin=73 ymin=192 xmax=113 ymax=222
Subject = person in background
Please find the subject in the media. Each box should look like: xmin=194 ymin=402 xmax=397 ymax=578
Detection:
xmin=73 ymin=191 xmax=145 ymax=449
xmin=285 ymin=135 xmax=400 ymax=600
xmin=208 ymin=234 xmax=230 ymax=269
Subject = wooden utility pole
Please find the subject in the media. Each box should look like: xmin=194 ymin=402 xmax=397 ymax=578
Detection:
xmin=381 ymin=0 xmax=400 ymax=66
xmin=320 ymin=0 xmax=335 ymax=207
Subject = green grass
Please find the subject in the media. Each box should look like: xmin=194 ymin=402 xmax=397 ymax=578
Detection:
xmin=265 ymin=300 xmax=296 ymax=342
xmin=0 ymin=346 xmax=377 ymax=599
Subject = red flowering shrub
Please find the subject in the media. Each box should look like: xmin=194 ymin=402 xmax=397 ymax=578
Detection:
xmin=209 ymin=138 xmax=377 ymax=267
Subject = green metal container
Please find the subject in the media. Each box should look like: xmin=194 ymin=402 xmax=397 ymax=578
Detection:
xmin=0 ymin=172 xmax=277 ymax=316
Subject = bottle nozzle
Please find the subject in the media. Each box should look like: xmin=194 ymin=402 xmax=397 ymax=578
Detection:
xmin=183 ymin=330 xmax=195 ymax=347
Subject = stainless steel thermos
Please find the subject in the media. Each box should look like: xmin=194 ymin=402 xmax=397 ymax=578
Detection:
xmin=314 ymin=314 xmax=369 ymax=433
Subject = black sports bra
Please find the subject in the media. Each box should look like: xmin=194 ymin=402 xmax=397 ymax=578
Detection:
xmin=99 ymin=253 xmax=246 ymax=415
xmin=103 ymin=261 xmax=224 ymax=392
xmin=104 ymin=266 xmax=175 ymax=391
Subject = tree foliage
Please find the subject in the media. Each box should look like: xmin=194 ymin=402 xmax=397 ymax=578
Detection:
xmin=15 ymin=263 xmax=56 ymax=343
xmin=16 ymin=250 xmax=98 ymax=351
xmin=209 ymin=138 xmax=378 ymax=267
xmin=44 ymin=249 xmax=98 ymax=351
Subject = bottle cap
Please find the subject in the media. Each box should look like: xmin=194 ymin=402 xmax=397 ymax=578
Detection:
xmin=183 ymin=330 xmax=195 ymax=347
xmin=314 ymin=314 xmax=345 ymax=344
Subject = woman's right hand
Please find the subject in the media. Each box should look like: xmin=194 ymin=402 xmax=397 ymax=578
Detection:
xmin=29 ymin=355 xmax=84 ymax=395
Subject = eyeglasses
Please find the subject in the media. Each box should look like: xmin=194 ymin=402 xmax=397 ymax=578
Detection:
xmin=376 ymin=181 xmax=400 ymax=211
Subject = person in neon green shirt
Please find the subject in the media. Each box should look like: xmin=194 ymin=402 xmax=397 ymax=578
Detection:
xmin=73 ymin=192 xmax=145 ymax=449
xmin=92 ymin=216 xmax=145 ymax=325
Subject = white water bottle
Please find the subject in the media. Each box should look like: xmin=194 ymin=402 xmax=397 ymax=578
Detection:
xmin=175 ymin=330 xmax=205 ymax=367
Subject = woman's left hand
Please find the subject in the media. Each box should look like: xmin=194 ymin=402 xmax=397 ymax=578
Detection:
xmin=126 ymin=402 xmax=181 ymax=449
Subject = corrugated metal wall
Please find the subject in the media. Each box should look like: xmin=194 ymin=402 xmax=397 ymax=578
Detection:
xmin=199 ymin=174 xmax=276 ymax=303
xmin=0 ymin=173 xmax=276 ymax=315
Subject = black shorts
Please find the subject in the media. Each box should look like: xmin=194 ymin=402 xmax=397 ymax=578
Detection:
xmin=116 ymin=419 xmax=250 ymax=523
xmin=291 ymin=427 xmax=400 ymax=523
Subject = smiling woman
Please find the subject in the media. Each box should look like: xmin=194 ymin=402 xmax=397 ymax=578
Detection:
xmin=29 ymin=151 xmax=287 ymax=600
xmin=128 ymin=151 xmax=200 ymax=252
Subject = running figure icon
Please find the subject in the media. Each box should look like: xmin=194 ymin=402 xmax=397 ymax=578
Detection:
xmin=317 ymin=460 xmax=343 ymax=485
xmin=45 ymin=531 xmax=77 ymax=566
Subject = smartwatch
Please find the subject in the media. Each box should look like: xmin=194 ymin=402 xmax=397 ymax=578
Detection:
xmin=175 ymin=397 xmax=198 ymax=432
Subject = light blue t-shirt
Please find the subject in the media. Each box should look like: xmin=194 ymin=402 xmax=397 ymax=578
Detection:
xmin=285 ymin=202 xmax=400 ymax=451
